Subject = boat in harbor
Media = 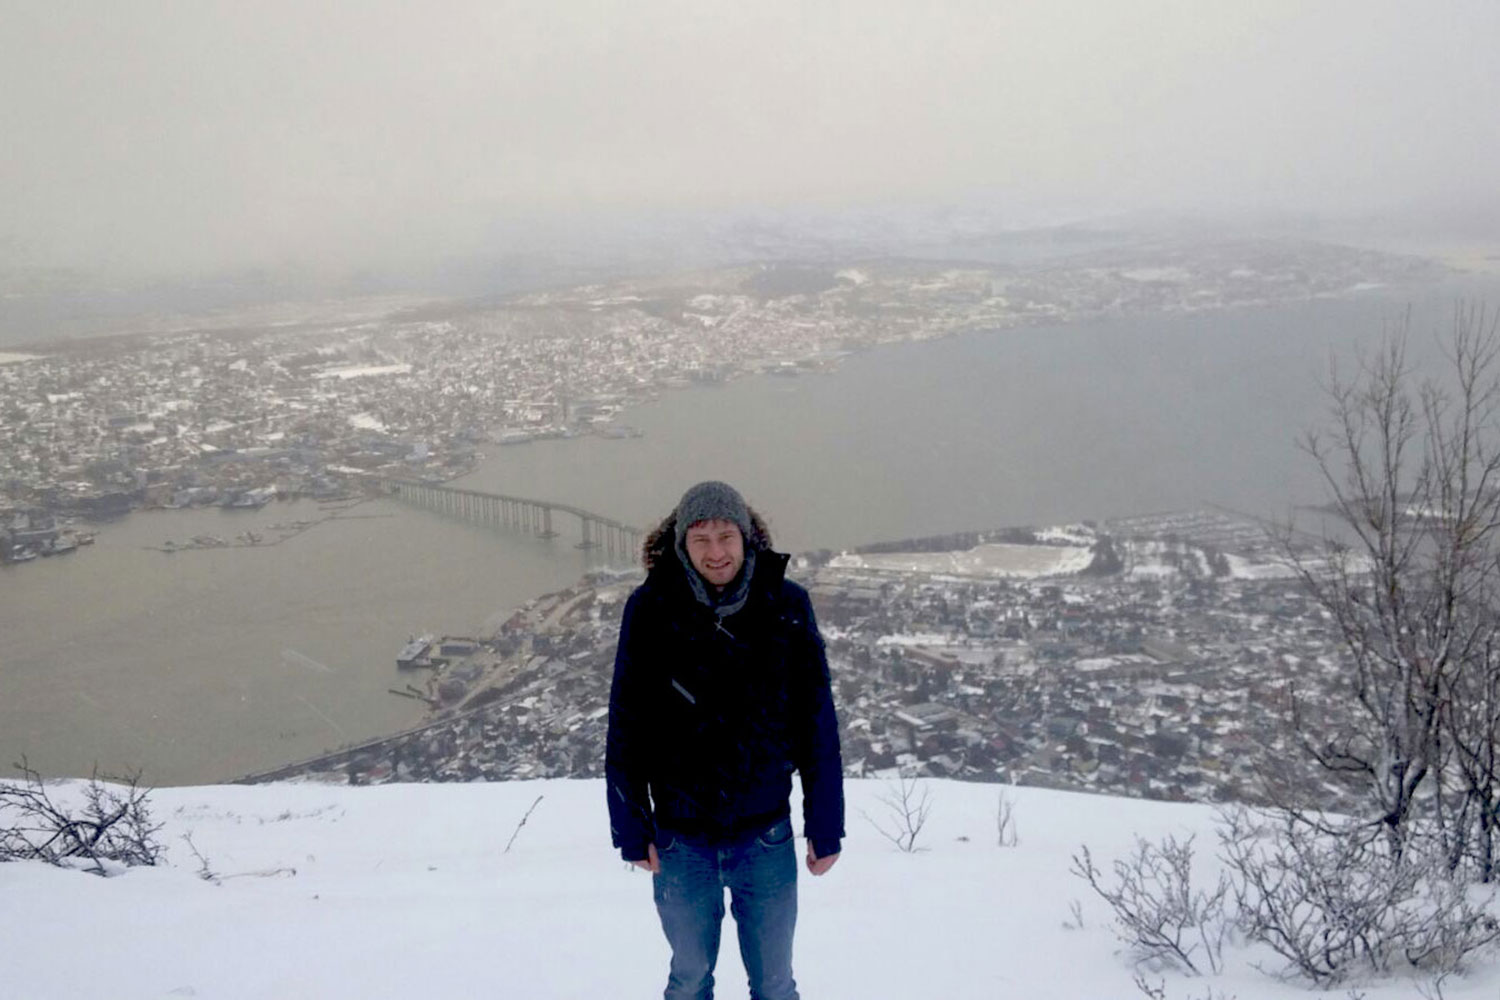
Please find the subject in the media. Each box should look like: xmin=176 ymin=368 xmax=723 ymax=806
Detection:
xmin=396 ymin=634 xmax=436 ymax=669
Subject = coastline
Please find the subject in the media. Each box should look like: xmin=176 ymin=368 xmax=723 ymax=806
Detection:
xmin=5 ymin=249 xmax=1497 ymax=785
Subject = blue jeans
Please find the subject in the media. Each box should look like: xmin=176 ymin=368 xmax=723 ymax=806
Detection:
xmin=652 ymin=817 xmax=800 ymax=1000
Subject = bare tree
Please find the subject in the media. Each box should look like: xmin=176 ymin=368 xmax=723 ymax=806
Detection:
xmin=1289 ymin=304 xmax=1500 ymax=874
xmin=1443 ymin=625 xmax=1500 ymax=879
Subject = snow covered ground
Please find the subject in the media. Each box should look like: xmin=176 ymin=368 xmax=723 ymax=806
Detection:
xmin=6 ymin=778 xmax=1498 ymax=999
xmin=829 ymin=542 xmax=1094 ymax=579
xmin=313 ymin=363 xmax=413 ymax=380
xmin=1222 ymin=552 xmax=1300 ymax=581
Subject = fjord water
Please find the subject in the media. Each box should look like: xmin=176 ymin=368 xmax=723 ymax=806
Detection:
xmin=3 ymin=276 xmax=1495 ymax=783
xmin=464 ymin=278 xmax=1500 ymax=550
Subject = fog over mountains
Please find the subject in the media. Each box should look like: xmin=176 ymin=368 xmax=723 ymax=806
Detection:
xmin=4 ymin=1 xmax=1497 ymax=285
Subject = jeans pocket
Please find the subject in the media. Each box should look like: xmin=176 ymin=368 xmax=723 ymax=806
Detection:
xmin=755 ymin=818 xmax=794 ymax=849
xmin=654 ymin=829 xmax=678 ymax=852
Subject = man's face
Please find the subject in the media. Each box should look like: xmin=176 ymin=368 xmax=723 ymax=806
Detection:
xmin=684 ymin=518 xmax=745 ymax=589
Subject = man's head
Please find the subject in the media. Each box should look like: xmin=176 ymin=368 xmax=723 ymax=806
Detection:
xmin=674 ymin=480 xmax=753 ymax=589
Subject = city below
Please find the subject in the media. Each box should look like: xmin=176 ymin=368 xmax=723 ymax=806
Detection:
xmin=0 ymin=235 xmax=1449 ymax=808
xmin=240 ymin=507 xmax=1359 ymax=814
xmin=1 ymin=235 xmax=1437 ymax=563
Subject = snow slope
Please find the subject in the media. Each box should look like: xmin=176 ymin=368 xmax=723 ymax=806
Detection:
xmin=4 ymin=778 xmax=1498 ymax=999
xmin=829 ymin=543 xmax=1093 ymax=579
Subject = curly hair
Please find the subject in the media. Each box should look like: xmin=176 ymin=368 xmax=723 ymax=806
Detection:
xmin=642 ymin=507 xmax=773 ymax=570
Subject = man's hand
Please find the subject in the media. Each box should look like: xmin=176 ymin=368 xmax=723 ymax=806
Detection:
xmin=630 ymin=843 xmax=661 ymax=874
xmin=806 ymin=843 xmax=840 ymax=876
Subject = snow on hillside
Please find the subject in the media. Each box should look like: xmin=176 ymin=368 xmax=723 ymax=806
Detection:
xmin=1222 ymin=552 xmax=1299 ymax=581
xmin=6 ymin=779 xmax=1499 ymax=999
xmin=829 ymin=542 xmax=1093 ymax=579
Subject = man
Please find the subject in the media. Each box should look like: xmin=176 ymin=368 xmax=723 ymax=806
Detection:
xmin=606 ymin=481 xmax=844 ymax=1000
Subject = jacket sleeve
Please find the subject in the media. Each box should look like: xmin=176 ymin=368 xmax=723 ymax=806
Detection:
xmin=606 ymin=587 xmax=655 ymax=862
xmin=790 ymin=586 xmax=845 ymax=858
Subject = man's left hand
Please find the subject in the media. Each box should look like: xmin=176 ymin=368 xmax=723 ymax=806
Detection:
xmin=806 ymin=843 xmax=840 ymax=876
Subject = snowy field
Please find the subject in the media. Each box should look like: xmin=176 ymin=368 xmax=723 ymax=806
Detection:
xmin=0 ymin=351 xmax=41 ymax=365
xmin=829 ymin=542 xmax=1094 ymax=579
xmin=6 ymin=778 xmax=1498 ymax=999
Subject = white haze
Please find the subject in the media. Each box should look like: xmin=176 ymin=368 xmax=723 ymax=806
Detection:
xmin=2 ymin=0 xmax=1498 ymax=279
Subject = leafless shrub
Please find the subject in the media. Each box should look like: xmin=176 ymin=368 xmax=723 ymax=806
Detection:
xmin=1071 ymin=834 xmax=1230 ymax=976
xmin=1132 ymin=973 xmax=1236 ymax=1000
xmin=863 ymin=770 xmax=932 ymax=853
xmin=1218 ymin=807 xmax=1500 ymax=985
xmin=1132 ymin=974 xmax=1167 ymax=1000
xmin=996 ymin=789 xmax=1018 ymax=848
xmin=180 ymin=831 xmax=219 ymax=884
xmin=0 ymin=759 xmax=163 ymax=876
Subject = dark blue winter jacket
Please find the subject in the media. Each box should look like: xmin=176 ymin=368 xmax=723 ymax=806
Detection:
xmin=605 ymin=549 xmax=845 ymax=861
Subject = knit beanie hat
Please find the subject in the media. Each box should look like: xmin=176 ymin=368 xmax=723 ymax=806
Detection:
xmin=673 ymin=480 xmax=752 ymax=548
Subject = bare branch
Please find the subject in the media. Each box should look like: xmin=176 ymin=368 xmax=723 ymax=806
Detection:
xmin=503 ymin=794 xmax=544 ymax=854
xmin=862 ymin=770 xmax=932 ymax=853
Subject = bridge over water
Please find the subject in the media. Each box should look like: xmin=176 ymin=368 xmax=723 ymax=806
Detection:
xmin=381 ymin=478 xmax=643 ymax=562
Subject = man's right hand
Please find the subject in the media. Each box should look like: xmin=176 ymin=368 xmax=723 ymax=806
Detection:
xmin=630 ymin=842 xmax=661 ymax=873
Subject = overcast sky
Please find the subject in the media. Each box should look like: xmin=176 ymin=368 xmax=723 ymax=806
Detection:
xmin=3 ymin=0 xmax=1497 ymax=279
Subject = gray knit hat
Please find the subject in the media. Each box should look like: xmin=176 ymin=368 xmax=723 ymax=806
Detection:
xmin=673 ymin=480 xmax=752 ymax=548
